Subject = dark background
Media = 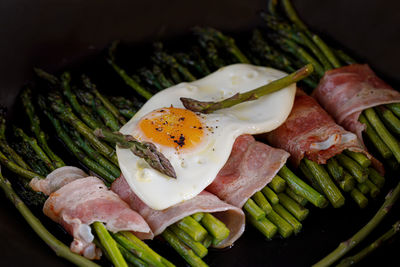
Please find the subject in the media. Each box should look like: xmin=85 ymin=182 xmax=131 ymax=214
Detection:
xmin=0 ymin=0 xmax=400 ymax=266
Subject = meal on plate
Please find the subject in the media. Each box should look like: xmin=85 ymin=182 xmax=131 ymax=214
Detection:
xmin=0 ymin=1 xmax=399 ymax=267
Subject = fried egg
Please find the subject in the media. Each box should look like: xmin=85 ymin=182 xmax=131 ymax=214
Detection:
xmin=117 ymin=64 xmax=296 ymax=210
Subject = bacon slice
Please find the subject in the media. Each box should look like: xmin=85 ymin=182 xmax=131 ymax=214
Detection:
xmin=206 ymin=135 xmax=289 ymax=208
xmin=313 ymin=64 xmax=400 ymax=144
xmin=33 ymin=167 xmax=153 ymax=259
xmin=111 ymin=176 xmax=245 ymax=249
xmin=265 ymin=89 xmax=370 ymax=167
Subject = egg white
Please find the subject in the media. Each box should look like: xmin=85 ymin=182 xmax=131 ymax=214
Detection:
xmin=117 ymin=64 xmax=296 ymax=210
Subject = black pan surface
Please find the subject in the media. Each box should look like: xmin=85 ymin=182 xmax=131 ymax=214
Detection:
xmin=0 ymin=0 xmax=399 ymax=266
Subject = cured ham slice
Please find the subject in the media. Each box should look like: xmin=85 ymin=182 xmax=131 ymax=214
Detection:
xmin=32 ymin=167 xmax=153 ymax=260
xmin=111 ymin=176 xmax=245 ymax=249
xmin=313 ymin=64 xmax=400 ymax=143
xmin=206 ymin=135 xmax=289 ymax=208
xmin=265 ymin=89 xmax=370 ymax=167
xmin=30 ymin=166 xmax=87 ymax=195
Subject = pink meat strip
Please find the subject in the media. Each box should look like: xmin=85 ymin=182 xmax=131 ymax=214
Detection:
xmin=265 ymin=89 xmax=372 ymax=167
xmin=206 ymin=135 xmax=289 ymax=208
xmin=313 ymin=64 xmax=400 ymax=144
xmin=32 ymin=167 xmax=153 ymax=260
xmin=30 ymin=166 xmax=87 ymax=195
xmin=111 ymin=176 xmax=245 ymax=249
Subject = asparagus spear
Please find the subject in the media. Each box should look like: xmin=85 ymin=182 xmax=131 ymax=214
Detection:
xmin=247 ymin=215 xmax=278 ymax=239
xmin=269 ymin=175 xmax=287 ymax=193
xmin=174 ymin=52 xmax=210 ymax=77
xmin=93 ymin=222 xmax=128 ymax=267
xmin=376 ymin=105 xmax=400 ymax=135
xmin=169 ymin=225 xmax=208 ymax=258
xmin=266 ymin=209 xmax=294 ymax=238
xmin=262 ymin=186 xmax=280 ymax=205
xmin=277 ymin=193 xmax=309 ymax=221
xmin=344 ymin=150 xmax=371 ymax=169
xmin=107 ymin=41 xmax=153 ymax=100
xmin=365 ymin=178 xmax=380 ymax=198
xmin=325 ymin=158 xmax=344 ymax=181
xmin=20 ymin=88 xmax=65 ymax=168
xmin=350 ymin=188 xmax=368 ymax=209
xmin=271 ymin=35 xmax=324 ymax=77
xmin=368 ymin=167 xmax=385 ymax=189
xmin=280 ymin=0 xmax=341 ymax=68
xmin=168 ymin=67 xmax=183 ymax=84
xmin=279 ymin=165 xmax=328 ymax=208
xmin=94 ymin=128 xmax=176 ymax=178
xmin=285 ymin=187 xmax=308 ymax=206
xmin=358 ymin=114 xmax=392 ymax=159
xmin=338 ymin=171 xmax=356 ymax=193
xmin=117 ymin=244 xmax=149 ymax=267
xmin=261 ymin=13 xmax=332 ymax=71
xmin=152 ymin=64 xmax=174 ymax=88
xmin=364 ymin=108 xmax=400 ymax=162
xmin=47 ymin=92 xmax=118 ymax=164
xmin=192 ymin=212 xmax=205 ymax=222
xmin=273 ymin=203 xmax=302 ymax=234
xmin=162 ymin=229 xmax=208 ymax=267
xmin=252 ymin=191 xmax=273 ymax=214
xmin=303 ymin=158 xmax=345 ymax=208
xmin=333 ymin=49 xmax=357 ymax=65
xmin=299 ymin=160 xmax=324 ymax=193
xmin=181 ymin=64 xmax=313 ymax=113
xmin=250 ymin=29 xmax=297 ymax=73
xmin=14 ymin=127 xmax=55 ymax=172
xmin=0 ymin=147 xmax=44 ymax=180
xmin=68 ymin=127 xmax=121 ymax=178
xmin=0 ymin=108 xmax=31 ymax=170
xmin=357 ymin=182 xmax=370 ymax=195
xmin=201 ymin=213 xmax=230 ymax=246
xmin=194 ymin=31 xmax=226 ymax=69
xmin=153 ymin=48 xmax=197 ymax=82
xmin=386 ymin=103 xmax=400 ymax=118
xmin=195 ymin=27 xmax=250 ymax=64
xmin=113 ymin=232 xmax=173 ymax=267
xmin=76 ymin=89 xmax=121 ymax=132
xmin=313 ymin=182 xmax=400 ymax=267
xmin=34 ymin=68 xmax=59 ymax=85
xmin=13 ymin=141 xmax=48 ymax=177
xmin=337 ymin=220 xmax=400 ymax=267
xmin=0 ymin=167 xmax=99 ymax=267
xmin=82 ymin=75 xmax=127 ymax=125
xmin=176 ymin=216 xmax=208 ymax=242
xmin=139 ymin=67 xmax=165 ymax=91
xmin=336 ymin=154 xmax=368 ymax=183
xmin=42 ymin=107 xmax=117 ymax=183
xmin=244 ymin=198 xmax=266 ymax=220
xmin=60 ymin=72 xmax=104 ymax=130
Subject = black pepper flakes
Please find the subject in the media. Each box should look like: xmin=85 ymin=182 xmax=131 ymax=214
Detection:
xmin=173 ymin=134 xmax=186 ymax=147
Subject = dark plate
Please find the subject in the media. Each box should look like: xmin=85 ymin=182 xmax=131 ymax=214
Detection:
xmin=0 ymin=0 xmax=400 ymax=266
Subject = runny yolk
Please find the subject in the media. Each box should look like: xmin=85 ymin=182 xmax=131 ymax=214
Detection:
xmin=138 ymin=107 xmax=204 ymax=149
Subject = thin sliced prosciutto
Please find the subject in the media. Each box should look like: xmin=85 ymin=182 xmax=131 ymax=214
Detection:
xmin=31 ymin=167 xmax=153 ymax=260
xmin=206 ymin=134 xmax=289 ymax=208
xmin=265 ymin=89 xmax=370 ymax=167
xmin=313 ymin=64 xmax=400 ymax=143
xmin=111 ymin=177 xmax=245 ymax=249
xmin=30 ymin=166 xmax=87 ymax=195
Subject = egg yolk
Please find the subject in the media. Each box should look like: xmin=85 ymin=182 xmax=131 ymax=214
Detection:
xmin=138 ymin=107 xmax=204 ymax=149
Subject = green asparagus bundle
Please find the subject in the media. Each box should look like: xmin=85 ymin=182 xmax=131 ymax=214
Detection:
xmin=0 ymin=106 xmax=174 ymax=267
xmin=32 ymin=73 xmax=237 ymax=267
xmin=107 ymin=37 xmax=385 ymax=244
xmin=258 ymin=0 xmax=400 ymax=170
